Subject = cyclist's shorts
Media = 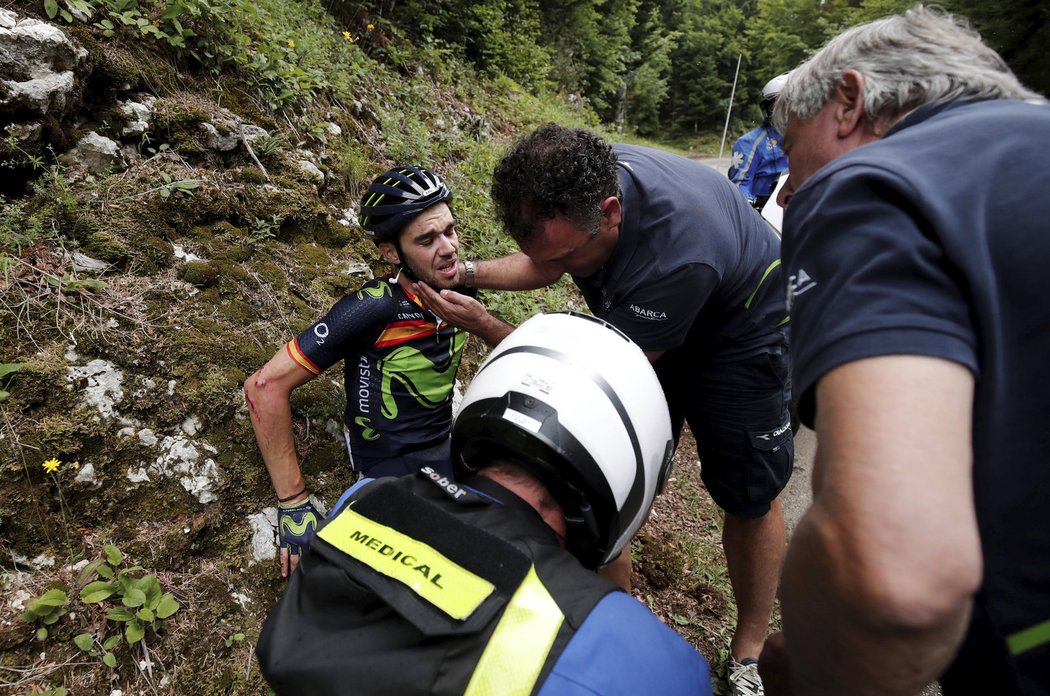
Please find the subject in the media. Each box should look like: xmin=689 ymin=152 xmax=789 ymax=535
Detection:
xmin=345 ymin=435 xmax=454 ymax=481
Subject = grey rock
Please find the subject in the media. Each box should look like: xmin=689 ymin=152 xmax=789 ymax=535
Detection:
xmin=119 ymin=99 xmax=152 ymax=138
xmin=199 ymin=121 xmax=240 ymax=152
xmin=0 ymin=12 xmax=86 ymax=117
xmin=296 ymin=159 xmax=324 ymax=183
xmin=240 ymin=124 xmax=269 ymax=143
xmin=59 ymin=132 xmax=128 ymax=175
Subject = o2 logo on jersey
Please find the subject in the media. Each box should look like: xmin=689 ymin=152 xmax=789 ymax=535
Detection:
xmin=313 ymin=322 xmax=329 ymax=345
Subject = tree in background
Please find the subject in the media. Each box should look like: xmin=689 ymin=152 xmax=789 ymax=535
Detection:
xmin=324 ymin=0 xmax=1045 ymax=139
xmin=621 ymin=1 xmax=680 ymax=135
xmin=659 ymin=0 xmax=748 ymax=133
xmin=941 ymin=0 xmax=1049 ymax=96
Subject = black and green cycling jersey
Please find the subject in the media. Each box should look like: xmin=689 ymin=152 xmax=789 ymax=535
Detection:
xmin=286 ymin=275 xmax=470 ymax=464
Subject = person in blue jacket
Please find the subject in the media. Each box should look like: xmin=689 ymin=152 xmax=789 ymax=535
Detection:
xmin=257 ymin=312 xmax=713 ymax=695
xmin=729 ymin=74 xmax=789 ymax=208
xmin=758 ymin=7 xmax=1050 ymax=696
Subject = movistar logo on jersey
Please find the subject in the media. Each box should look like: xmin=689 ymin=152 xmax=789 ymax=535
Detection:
xmin=355 ymin=416 xmax=379 ymax=441
xmin=629 ymin=304 xmax=668 ymax=321
xmin=357 ymin=280 xmax=393 ymax=301
xmin=378 ymin=331 xmax=466 ymax=419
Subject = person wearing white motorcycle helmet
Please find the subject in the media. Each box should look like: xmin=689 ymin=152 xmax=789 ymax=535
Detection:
xmin=257 ymin=312 xmax=713 ymax=696
xmin=729 ymin=73 xmax=790 ymax=209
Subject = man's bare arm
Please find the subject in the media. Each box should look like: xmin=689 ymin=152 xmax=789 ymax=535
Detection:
xmin=244 ymin=348 xmax=317 ymax=501
xmin=244 ymin=348 xmax=319 ymax=577
xmin=458 ymin=252 xmax=563 ymax=290
xmin=778 ymin=356 xmax=982 ymax=695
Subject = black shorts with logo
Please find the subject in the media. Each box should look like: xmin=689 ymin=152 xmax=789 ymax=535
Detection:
xmin=655 ymin=346 xmax=794 ymax=518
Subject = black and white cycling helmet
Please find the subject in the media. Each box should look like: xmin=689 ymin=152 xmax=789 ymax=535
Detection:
xmin=452 ymin=311 xmax=675 ymax=569
xmin=359 ymin=166 xmax=452 ymax=244
xmin=760 ymin=73 xmax=789 ymax=123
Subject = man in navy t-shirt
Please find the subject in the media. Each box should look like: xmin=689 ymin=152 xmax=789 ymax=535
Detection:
xmin=420 ymin=124 xmax=793 ymax=696
xmin=758 ymin=7 xmax=1050 ymax=696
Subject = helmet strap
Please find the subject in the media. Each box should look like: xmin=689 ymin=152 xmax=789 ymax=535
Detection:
xmin=393 ymin=241 xmax=420 ymax=281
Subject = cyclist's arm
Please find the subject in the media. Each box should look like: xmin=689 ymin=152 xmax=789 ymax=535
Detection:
xmin=459 ymin=252 xmax=564 ymax=290
xmin=244 ymin=346 xmax=317 ymax=503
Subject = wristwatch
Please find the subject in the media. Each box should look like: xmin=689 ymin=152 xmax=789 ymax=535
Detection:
xmin=463 ymin=259 xmax=475 ymax=288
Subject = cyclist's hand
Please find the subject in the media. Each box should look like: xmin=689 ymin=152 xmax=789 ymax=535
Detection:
xmin=277 ymin=499 xmax=321 ymax=577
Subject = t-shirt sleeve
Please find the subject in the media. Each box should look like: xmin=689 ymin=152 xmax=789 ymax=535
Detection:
xmin=287 ymin=283 xmax=392 ymax=375
xmin=784 ymin=165 xmax=978 ymax=426
xmin=604 ymin=263 xmax=719 ymax=353
xmin=539 ymin=592 xmax=712 ymax=695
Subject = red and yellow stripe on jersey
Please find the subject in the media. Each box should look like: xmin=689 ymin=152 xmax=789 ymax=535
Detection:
xmin=373 ymin=318 xmax=439 ymax=349
xmin=286 ymin=338 xmax=322 ymax=376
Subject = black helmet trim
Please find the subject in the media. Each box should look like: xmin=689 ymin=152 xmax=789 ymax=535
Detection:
xmin=360 ymin=166 xmax=452 ymax=243
xmin=454 ymin=395 xmax=618 ymax=568
xmin=466 ymin=343 xmax=647 ymax=547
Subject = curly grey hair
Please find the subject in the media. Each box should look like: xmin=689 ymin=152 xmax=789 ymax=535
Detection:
xmin=773 ymin=5 xmax=1043 ymax=133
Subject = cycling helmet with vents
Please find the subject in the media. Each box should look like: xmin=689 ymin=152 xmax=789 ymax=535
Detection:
xmin=359 ymin=166 xmax=452 ymax=243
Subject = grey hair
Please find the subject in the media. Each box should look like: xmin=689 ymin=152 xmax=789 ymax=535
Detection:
xmin=773 ymin=5 xmax=1043 ymax=133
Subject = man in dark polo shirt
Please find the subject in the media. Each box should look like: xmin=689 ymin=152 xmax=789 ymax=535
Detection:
xmin=419 ymin=124 xmax=792 ymax=696
xmin=756 ymin=7 xmax=1050 ymax=696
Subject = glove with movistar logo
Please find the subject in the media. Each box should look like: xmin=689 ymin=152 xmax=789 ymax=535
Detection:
xmin=277 ymin=499 xmax=321 ymax=557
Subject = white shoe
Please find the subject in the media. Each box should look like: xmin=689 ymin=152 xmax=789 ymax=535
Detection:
xmin=727 ymin=657 xmax=764 ymax=696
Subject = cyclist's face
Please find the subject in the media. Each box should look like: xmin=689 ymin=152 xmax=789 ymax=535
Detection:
xmin=389 ymin=202 xmax=460 ymax=288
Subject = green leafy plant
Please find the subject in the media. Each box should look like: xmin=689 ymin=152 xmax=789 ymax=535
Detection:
xmin=0 ymin=362 xmax=22 ymax=403
xmin=248 ymin=214 xmax=282 ymax=243
xmin=18 ymin=588 xmax=69 ymax=640
xmin=77 ymin=544 xmax=182 ymax=659
xmin=1 ymin=127 xmax=47 ymax=171
xmin=138 ymin=132 xmax=171 ymax=156
xmin=74 ymin=630 xmax=122 ymax=668
xmin=158 ymin=171 xmax=201 ymax=199
xmin=250 ymin=133 xmax=285 ymax=158
xmin=42 ymin=0 xmax=95 ymax=24
xmin=224 ymin=631 xmax=246 ymax=648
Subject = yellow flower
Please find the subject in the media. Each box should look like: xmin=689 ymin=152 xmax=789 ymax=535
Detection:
xmin=367 ymin=23 xmax=374 ymax=30
xmin=343 ymin=31 xmax=351 ymax=40
xmin=42 ymin=457 xmax=61 ymax=473
xmin=287 ymin=40 xmax=295 ymax=48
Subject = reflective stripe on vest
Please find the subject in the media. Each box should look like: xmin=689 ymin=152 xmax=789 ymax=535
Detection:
xmin=317 ymin=505 xmax=495 ymax=620
xmin=465 ymin=564 xmax=564 ymax=696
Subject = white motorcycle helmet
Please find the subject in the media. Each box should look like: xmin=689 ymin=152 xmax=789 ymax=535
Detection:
xmin=760 ymin=73 xmax=789 ymax=122
xmin=452 ymin=311 xmax=675 ymax=569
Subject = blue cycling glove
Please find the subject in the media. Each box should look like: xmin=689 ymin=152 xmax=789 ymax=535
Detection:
xmin=277 ymin=499 xmax=321 ymax=556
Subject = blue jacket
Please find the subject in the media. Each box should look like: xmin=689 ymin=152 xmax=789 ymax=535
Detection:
xmin=728 ymin=124 xmax=788 ymax=204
